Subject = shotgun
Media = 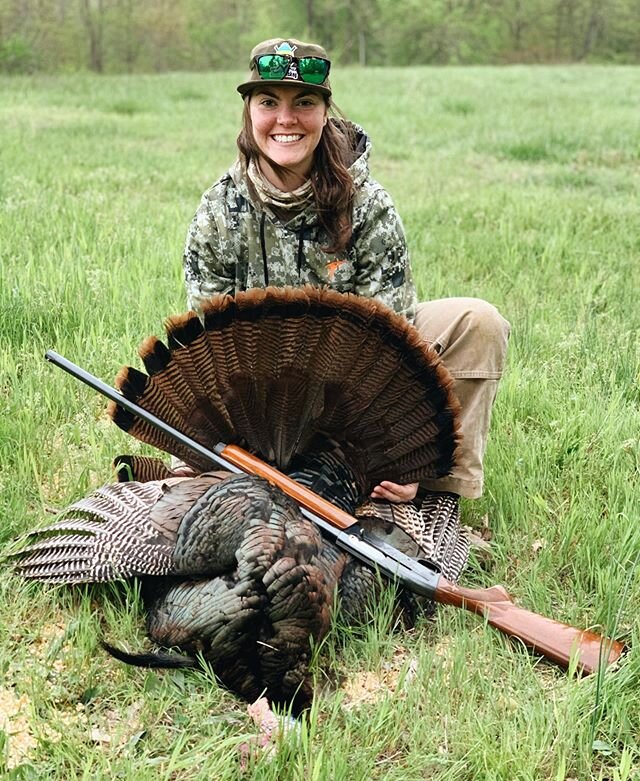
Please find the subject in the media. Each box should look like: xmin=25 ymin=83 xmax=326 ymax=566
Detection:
xmin=45 ymin=349 xmax=624 ymax=675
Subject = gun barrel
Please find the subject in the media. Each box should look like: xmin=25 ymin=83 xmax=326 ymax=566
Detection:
xmin=45 ymin=350 xmax=240 ymax=474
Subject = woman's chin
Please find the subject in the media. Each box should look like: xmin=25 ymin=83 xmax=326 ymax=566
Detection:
xmin=261 ymin=154 xmax=313 ymax=187
xmin=270 ymin=153 xmax=303 ymax=169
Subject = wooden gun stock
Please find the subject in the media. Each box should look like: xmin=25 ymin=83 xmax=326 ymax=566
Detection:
xmin=433 ymin=580 xmax=624 ymax=674
xmin=45 ymin=350 xmax=626 ymax=676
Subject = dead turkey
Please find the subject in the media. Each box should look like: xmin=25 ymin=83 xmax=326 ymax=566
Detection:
xmin=14 ymin=286 xmax=469 ymax=712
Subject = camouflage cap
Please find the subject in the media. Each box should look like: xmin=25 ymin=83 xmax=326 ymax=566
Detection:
xmin=237 ymin=38 xmax=332 ymax=98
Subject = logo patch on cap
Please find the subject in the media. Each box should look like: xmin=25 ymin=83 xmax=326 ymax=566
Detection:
xmin=273 ymin=41 xmax=300 ymax=80
xmin=274 ymin=41 xmax=297 ymax=55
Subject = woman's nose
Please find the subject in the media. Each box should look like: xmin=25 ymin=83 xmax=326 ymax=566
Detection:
xmin=277 ymin=105 xmax=296 ymax=125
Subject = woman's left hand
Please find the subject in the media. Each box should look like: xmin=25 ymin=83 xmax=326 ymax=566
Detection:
xmin=370 ymin=481 xmax=419 ymax=503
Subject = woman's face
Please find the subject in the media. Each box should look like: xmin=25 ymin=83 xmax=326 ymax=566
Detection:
xmin=248 ymin=85 xmax=327 ymax=186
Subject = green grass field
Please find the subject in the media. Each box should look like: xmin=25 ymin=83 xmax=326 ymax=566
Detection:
xmin=1 ymin=66 xmax=639 ymax=780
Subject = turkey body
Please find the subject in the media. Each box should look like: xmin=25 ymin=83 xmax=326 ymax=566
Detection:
xmin=139 ymin=473 xmax=349 ymax=712
xmin=16 ymin=458 xmax=363 ymax=713
xmin=16 ymin=458 xmax=469 ymax=712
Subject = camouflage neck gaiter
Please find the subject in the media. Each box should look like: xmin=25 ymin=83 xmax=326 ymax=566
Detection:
xmin=247 ymin=159 xmax=314 ymax=210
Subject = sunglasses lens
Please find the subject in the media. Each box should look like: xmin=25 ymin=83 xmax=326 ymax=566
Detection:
xmin=254 ymin=54 xmax=330 ymax=85
xmin=256 ymin=55 xmax=289 ymax=79
xmin=298 ymin=57 xmax=330 ymax=84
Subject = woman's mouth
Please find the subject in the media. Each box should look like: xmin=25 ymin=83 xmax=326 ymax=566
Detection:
xmin=272 ymin=134 xmax=303 ymax=144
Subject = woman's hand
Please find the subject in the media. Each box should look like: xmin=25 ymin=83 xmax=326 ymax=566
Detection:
xmin=370 ymin=481 xmax=419 ymax=503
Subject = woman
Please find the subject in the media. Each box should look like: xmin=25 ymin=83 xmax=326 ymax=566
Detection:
xmin=183 ymin=38 xmax=510 ymax=523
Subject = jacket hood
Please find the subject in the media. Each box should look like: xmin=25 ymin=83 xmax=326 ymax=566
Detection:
xmin=345 ymin=121 xmax=371 ymax=188
xmin=230 ymin=119 xmax=371 ymax=229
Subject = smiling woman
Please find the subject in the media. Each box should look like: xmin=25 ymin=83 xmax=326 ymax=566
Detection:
xmin=182 ymin=37 xmax=510 ymax=519
xmin=248 ymin=86 xmax=328 ymax=186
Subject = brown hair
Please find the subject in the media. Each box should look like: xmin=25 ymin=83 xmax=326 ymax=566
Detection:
xmin=237 ymin=98 xmax=356 ymax=254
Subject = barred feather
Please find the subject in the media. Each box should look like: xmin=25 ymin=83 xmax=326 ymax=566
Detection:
xmin=14 ymin=477 xmax=221 ymax=583
xmin=356 ymin=494 xmax=469 ymax=582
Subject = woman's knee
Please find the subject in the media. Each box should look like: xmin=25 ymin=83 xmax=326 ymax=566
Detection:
xmin=415 ymin=297 xmax=510 ymax=345
xmin=460 ymin=298 xmax=511 ymax=344
xmin=414 ymin=297 xmax=510 ymax=377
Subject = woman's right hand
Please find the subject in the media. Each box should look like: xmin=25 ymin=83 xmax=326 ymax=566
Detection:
xmin=370 ymin=481 xmax=419 ymax=503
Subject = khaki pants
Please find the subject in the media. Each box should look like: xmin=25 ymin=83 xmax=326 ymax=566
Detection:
xmin=414 ymin=298 xmax=510 ymax=499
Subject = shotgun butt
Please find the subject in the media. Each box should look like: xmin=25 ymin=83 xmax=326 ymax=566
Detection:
xmin=434 ymin=579 xmax=624 ymax=674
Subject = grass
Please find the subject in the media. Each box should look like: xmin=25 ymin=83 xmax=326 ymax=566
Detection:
xmin=1 ymin=65 xmax=639 ymax=779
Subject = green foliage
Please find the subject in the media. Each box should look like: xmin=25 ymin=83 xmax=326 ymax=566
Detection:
xmin=1 ymin=0 xmax=640 ymax=73
xmin=1 ymin=66 xmax=639 ymax=778
xmin=0 ymin=35 xmax=35 ymax=73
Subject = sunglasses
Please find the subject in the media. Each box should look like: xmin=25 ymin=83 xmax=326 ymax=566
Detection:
xmin=253 ymin=54 xmax=331 ymax=86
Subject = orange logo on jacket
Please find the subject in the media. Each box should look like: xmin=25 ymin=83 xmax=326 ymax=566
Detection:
xmin=326 ymin=258 xmax=347 ymax=281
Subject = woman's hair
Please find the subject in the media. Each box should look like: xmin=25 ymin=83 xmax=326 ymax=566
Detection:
xmin=237 ymin=97 xmax=356 ymax=254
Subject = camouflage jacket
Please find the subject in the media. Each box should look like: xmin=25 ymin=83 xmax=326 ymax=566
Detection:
xmin=183 ymin=122 xmax=417 ymax=320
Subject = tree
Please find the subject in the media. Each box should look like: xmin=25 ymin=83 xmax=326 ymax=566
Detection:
xmin=81 ymin=0 xmax=105 ymax=72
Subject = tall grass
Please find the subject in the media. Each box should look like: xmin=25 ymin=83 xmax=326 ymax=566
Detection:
xmin=1 ymin=66 xmax=638 ymax=779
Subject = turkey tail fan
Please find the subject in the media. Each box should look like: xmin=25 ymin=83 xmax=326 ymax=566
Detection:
xmin=108 ymin=286 xmax=461 ymax=489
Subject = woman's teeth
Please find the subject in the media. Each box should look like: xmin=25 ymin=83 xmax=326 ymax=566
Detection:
xmin=273 ymin=134 xmax=302 ymax=143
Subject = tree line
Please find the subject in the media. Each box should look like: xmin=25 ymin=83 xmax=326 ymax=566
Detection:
xmin=1 ymin=0 xmax=639 ymax=74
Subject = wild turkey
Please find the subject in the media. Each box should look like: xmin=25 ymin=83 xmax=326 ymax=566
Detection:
xmin=14 ymin=286 xmax=469 ymax=712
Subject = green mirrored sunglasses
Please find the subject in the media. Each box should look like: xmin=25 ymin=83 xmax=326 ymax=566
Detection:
xmin=253 ymin=54 xmax=331 ymax=86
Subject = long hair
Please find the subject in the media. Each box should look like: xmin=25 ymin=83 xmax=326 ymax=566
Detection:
xmin=237 ymin=98 xmax=356 ymax=254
